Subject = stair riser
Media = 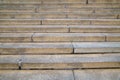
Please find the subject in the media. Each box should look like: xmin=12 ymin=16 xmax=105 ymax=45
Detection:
xmin=89 ymin=0 xmax=120 ymax=3
xmin=70 ymin=28 xmax=120 ymax=33
xmin=0 ymin=33 xmax=120 ymax=42
xmin=0 ymin=63 xmax=120 ymax=70
xmin=0 ymin=42 xmax=120 ymax=54
xmin=0 ymin=26 xmax=119 ymax=33
xmin=0 ymin=14 xmax=118 ymax=19
xmin=0 ymin=0 xmax=86 ymax=3
xmin=0 ymin=27 xmax=68 ymax=33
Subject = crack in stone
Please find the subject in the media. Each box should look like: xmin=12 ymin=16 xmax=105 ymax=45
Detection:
xmin=86 ymin=0 xmax=88 ymax=4
xmin=72 ymin=70 xmax=76 ymax=80
xmin=31 ymin=33 xmax=35 ymax=42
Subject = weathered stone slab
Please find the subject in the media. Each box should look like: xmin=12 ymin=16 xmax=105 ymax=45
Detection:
xmin=42 ymin=19 xmax=90 ymax=25
xmin=89 ymin=0 xmax=120 ymax=3
xmin=0 ymin=25 xmax=69 ymax=33
xmin=74 ymin=69 xmax=120 ymax=80
xmin=0 ymin=0 xmax=42 ymax=3
xmin=0 ymin=64 xmax=18 ymax=70
xmin=0 ymin=8 xmax=35 ymax=13
xmin=73 ymin=42 xmax=120 ymax=53
xmin=0 ymin=54 xmax=120 ymax=63
xmin=42 ymin=0 xmax=85 ymax=3
xmin=70 ymin=25 xmax=120 ymax=33
xmin=91 ymin=19 xmax=120 ymax=26
xmin=105 ymin=33 xmax=120 ymax=42
xmin=22 ymin=62 xmax=120 ymax=69
xmin=0 ymin=33 xmax=33 ymax=42
xmin=0 ymin=55 xmax=21 ymax=63
xmin=67 ymin=3 xmax=120 ymax=8
xmin=95 ymin=9 xmax=120 ymax=14
xmin=0 ymin=20 xmax=41 ymax=25
xmin=33 ymin=33 xmax=105 ymax=42
xmin=0 ymin=70 xmax=74 ymax=80
xmin=0 ymin=43 xmax=73 ymax=54
xmin=14 ymin=54 xmax=120 ymax=63
xmin=67 ymin=14 xmax=117 ymax=19
xmin=0 ymin=54 xmax=120 ymax=69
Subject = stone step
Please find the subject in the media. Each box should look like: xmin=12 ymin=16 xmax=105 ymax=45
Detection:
xmin=42 ymin=19 xmax=120 ymax=25
xmin=73 ymin=42 xmax=120 ymax=53
xmin=95 ymin=9 xmax=120 ymax=14
xmin=0 ymin=0 xmax=86 ymax=4
xmin=74 ymin=69 xmax=120 ymax=80
xmin=0 ymin=13 xmax=118 ymax=19
xmin=66 ymin=3 xmax=120 ymax=8
xmin=67 ymin=14 xmax=118 ymax=19
xmin=0 ymin=70 xmax=74 ymax=80
xmin=0 ymin=25 xmax=69 ymax=33
xmin=0 ymin=7 xmax=119 ymax=14
xmin=0 ymin=33 xmax=120 ymax=42
xmin=0 ymin=19 xmax=41 ymax=25
xmin=0 ymin=19 xmax=119 ymax=25
xmin=0 ymin=70 xmax=119 ymax=80
xmin=0 ymin=8 xmax=35 ymax=13
xmin=0 ymin=13 xmax=66 ymax=19
xmin=27 ymin=33 xmax=120 ymax=42
xmin=88 ymin=0 xmax=120 ymax=3
xmin=0 ymin=0 xmax=42 ymax=3
xmin=1 ymin=3 xmax=119 ymax=8
xmin=0 ymin=42 xmax=120 ymax=54
xmin=0 ymin=54 xmax=119 ymax=69
xmin=70 ymin=25 xmax=120 ymax=33
xmin=0 ymin=25 xmax=119 ymax=33
xmin=0 ymin=43 xmax=73 ymax=55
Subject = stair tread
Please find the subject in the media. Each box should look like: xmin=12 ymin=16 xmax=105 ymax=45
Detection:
xmin=0 ymin=54 xmax=120 ymax=63
xmin=0 ymin=70 xmax=119 ymax=80
xmin=0 ymin=70 xmax=74 ymax=80
xmin=0 ymin=33 xmax=120 ymax=42
xmin=73 ymin=42 xmax=120 ymax=48
xmin=0 ymin=42 xmax=120 ymax=54
xmin=0 ymin=25 xmax=119 ymax=33
xmin=75 ymin=69 xmax=120 ymax=80
xmin=0 ymin=25 xmax=119 ymax=28
xmin=73 ymin=42 xmax=120 ymax=53
xmin=0 ymin=43 xmax=72 ymax=48
xmin=1 ymin=33 xmax=116 ymax=37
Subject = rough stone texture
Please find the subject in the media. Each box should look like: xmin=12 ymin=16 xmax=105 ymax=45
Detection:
xmin=74 ymin=69 xmax=120 ymax=80
xmin=105 ymin=33 xmax=120 ymax=42
xmin=67 ymin=14 xmax=117 ymax=19
xmin=0 ymin=43 xmax=73 ymax=54
xmin=0 ymin=54 xmax=120 ymax=63
xmin=0 ymin=0 xmax=42 ymax=3
xmin=22 ymin=62 xmax=120 ymax=69
xmin=0 ymin=64 xmax=18 ymax=70
xmin=67 ymin=3 xmax=120 ymax=8
xmin=42 ymin=0 xmax=85 ymax=3
xmin=73 ymin=42 xmax=120 ymax=53
xmin=33 ymin=33 xmax=105 ymax=42
xmin=0 ymin=70 xmax=74 ymax=80
xmin=0 ymin=25 xmax=69 ymax=33
xmin=0 ymin=9 xmax=35 ymax=13
xmin=95 ymin=9 xmax=120 ymax=14
xmin=42 ymin=19 xmax=90 ymax=25
xmin=70 ymin=25 xmax=120 ymax=33
xmin=89 ymin=0 xmax=120 ymax=3
xmin=91 ymin=19 xmax=120 ymax=25
xmin=0 ymin=33 xmax=33 ymax=42
xmin=0 ymin=20 xmax=41 ymax=25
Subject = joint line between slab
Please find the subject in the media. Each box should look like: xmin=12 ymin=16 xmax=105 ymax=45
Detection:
xmin=72 ymin=70 xmax=76 ymax=80
xmin=71 ymin=42 xmax=75 ymax=54
xmin=31 ymin=32 xmax=35 ymax=42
